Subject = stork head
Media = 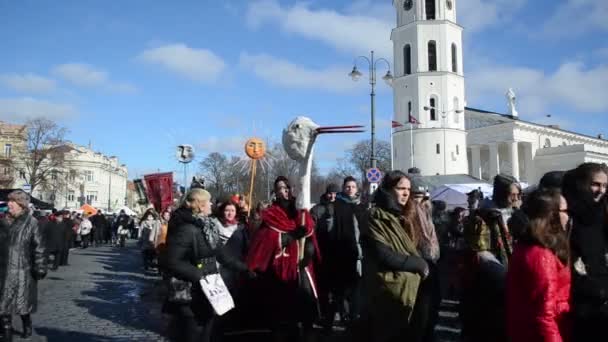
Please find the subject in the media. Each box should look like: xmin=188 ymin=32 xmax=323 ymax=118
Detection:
xmin=282 ymin=116 xmax=364 ymax=161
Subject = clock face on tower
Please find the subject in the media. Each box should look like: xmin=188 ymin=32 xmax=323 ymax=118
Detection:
xmin=403 ymin=0 xmax=413 ymax=11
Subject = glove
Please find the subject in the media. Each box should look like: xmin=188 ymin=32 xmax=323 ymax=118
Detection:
xmin=404 ymin=255 xmax=429 ymax=278
xmin=246 ymin=270 xmax=258 ymax=280
xmin=33 ymin=268 xmax=47 ymax=281
xmin=289 ymin=226 xmax=307 ymax=240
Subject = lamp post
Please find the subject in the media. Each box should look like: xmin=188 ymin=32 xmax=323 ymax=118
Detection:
xmin=105 ymin=166 xmax=120 ymax=212
xmin=423 ymin=105 xmax=463 ymax=175
xmin=349 ymin=50 xmax=393 ymax=170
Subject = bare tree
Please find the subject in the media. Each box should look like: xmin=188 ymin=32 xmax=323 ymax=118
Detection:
xmin=346 ymin=139 xmax=391 ymax=182
xmin=199 ymin=152 xmax=229 ymax=198
xmin=20 ymin=118 xmax=68 ymax=194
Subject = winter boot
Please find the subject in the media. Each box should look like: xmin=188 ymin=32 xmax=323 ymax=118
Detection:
xmin=21 ymin=314 xmax=32 ymax=338
xmin=1 ymin=315 xmax=12 ymax=342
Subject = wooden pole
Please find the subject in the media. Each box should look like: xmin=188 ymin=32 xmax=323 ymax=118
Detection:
xmin=247 ymin=161 xmax=257 ymax=216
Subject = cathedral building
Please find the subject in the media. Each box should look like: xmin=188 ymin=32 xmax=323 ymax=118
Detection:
xmin=390 ymin=0 xmax=608 ymax=184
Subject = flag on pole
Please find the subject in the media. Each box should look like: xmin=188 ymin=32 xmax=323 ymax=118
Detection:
xmin=408 ymin=114 xmax=420 ymax=124
xmin=391 ymin=120 xmax=404 ymax=128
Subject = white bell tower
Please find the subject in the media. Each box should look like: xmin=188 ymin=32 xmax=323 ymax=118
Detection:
xmin=391 ymin=0 xmax=468 ymax=176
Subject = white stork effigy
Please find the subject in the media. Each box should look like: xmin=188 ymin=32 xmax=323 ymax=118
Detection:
xmin=282 ymin=116 xmax=364 ymax=210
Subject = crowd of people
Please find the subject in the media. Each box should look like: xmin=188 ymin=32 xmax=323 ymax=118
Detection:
xmin=0 ymin=199 xmax=141 ymax=342
xmin=2 ymin=161 xmax=608 ymax=342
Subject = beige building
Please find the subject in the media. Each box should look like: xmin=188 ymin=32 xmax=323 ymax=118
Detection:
xmin=0 ymin=121 xmax=27 ymax=189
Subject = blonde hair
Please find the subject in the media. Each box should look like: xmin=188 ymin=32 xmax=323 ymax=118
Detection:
xmin=182 ymin=188 xmax=211 ymax=214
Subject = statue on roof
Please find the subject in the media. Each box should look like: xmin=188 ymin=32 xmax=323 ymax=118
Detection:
xmin=506 ymin=88 xmax=519 ymax=118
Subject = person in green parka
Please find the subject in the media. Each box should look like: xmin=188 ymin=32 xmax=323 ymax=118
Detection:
xmin=361 ymin=170 xmax=430 ymax=342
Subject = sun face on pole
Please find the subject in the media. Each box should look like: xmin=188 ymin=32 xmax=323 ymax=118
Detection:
xmin=245 ymin=138 xmax=266 ymax=160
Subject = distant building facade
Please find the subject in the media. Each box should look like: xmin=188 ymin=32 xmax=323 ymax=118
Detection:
xmin=10 ymin=142 xmax=128 ymax=212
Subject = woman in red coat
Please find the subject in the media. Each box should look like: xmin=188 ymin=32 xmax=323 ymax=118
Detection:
xmin=506 ymin=189 xmax=571 ymax=342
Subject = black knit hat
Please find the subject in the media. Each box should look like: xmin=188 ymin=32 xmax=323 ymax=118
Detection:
xmin=539 ymin=171 xmax=565 ymax=190
xmin=325 ymin=183 xmax=340 ymax=194
xmin=410 ymin=177 xmax=426 ymax=194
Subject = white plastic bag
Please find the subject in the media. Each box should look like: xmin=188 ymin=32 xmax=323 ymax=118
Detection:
xmin=199 ymin=273 xmax=235 ymax=316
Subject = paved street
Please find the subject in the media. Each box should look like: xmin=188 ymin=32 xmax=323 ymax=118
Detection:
xmin=11 ymin=242 xmax=460 ymax=342
xmin=22 ymin=242 xmax=167 ymax=342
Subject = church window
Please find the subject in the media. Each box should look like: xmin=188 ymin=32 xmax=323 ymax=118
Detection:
xmin=404 ymin=44 xmax=412 ymax=75
xmin=436 ymin=144 xmax=441 ymax=154
xmin=543 ymin=138 xmax=551 ymax=148
xmin=429 ymin=97 xmax=437 ymax=121
xmin=408 ymin=101 xmax=412 ymax=117
xmin=453 ymin=97 xmax=460 ymax=123
xmin=428 ymin=41 xmax=437 ymax=71
xmin=68 ymin=191 xmax=75 ymax=202
xmin=425 ymin=0 xmax=436 ymax=20
xmin=456 ymin=145 xmax=460 ymax=155
xmin=451 ymin=43 xmax=458 ymax=72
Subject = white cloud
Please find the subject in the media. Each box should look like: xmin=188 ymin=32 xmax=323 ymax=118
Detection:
xmin=52 ymin=63 xmax=108 ymax=86
xmin=52 ymin=63 xmax=137 ymax=93
xmin=0 ymin=97 xmax=78 ymax=122
xmin=245 ymin=0 xmax=527 ymax=57
xmin=246 ymin=0 xmax=393 ymax=57
xmin=458 ymin=0 xmax=527 ymax=33
xmin=137 ymin=43 xmax=226 ymax=83
xmin=239 ymin=52 xmax=361 ymax=92
xmin=0 ymin=73 xmax=57 ymax=93
xmin=467 ymin=61 xmax=608 ymax=116
xmin=540 ymin=0 xmax=608 ymax=38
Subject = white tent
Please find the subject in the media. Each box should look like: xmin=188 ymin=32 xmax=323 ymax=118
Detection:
xmin=430 ymin=183 xmax=494 ymax=209
xmin=114 ymin=206 xmax=136 ymax=216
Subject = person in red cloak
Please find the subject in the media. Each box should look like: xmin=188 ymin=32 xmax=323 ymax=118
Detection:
xmin=247 ymin=176 xmax=321 ymax=341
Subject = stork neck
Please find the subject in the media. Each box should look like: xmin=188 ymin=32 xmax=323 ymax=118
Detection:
xmin=296 ymin=147 xmax=314 ymax=210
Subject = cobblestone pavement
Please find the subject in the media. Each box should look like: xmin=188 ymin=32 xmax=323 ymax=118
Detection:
xmin=12 ymin=241 xmax=460 ymax=342
xmin=20 ymin=242 xmax=168 ymax=342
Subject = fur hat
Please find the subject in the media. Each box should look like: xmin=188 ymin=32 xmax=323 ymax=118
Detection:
xmin=7 ymin=190 xmax=30 ymax=210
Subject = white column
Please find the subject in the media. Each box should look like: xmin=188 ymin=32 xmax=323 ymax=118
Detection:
xmin=470 ymin=145 xmax=482 ymax=179
xmin=523 ymin=142 xmax=534 ymax=183
xmin=489 ymin=142 xmax=500 ymax=179
xmin=508 ymin=141 xmax=520 ymax=181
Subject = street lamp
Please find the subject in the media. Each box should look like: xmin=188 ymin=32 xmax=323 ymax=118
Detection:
xmin=104 ymin=165 xmax=120 ymax=212
xmin=423 ymin=105 xmax=464 ymax=175
xmin=349 ymin=50 xmax=393 ymax=170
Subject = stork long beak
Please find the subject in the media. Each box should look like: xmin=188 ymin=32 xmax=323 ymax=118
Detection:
xmin=316 ymin=125 xmax=365 ymax=134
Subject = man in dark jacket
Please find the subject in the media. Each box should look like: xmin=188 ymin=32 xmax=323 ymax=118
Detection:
xmin=90 ymin=210 xmax=108 ymax=247
xmin=44 ymin=213 xmax=66 ymax=270
xmin=59 ymin=211 xmax=74 ymax=266
xmin=324 ymin=176 xmax=368 ymax=328
xmin=311 ymin=183 xmax=339 ymax=329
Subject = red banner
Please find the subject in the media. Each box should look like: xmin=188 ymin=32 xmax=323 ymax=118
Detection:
xmin=143 ymin=172 xmax=174 ymax=213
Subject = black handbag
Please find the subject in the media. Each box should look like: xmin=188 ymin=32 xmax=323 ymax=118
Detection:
xmin=167 ymin=229 xmax=199 ymax=304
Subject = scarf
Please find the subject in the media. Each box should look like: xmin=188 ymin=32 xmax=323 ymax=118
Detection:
xmin=337 ymin=192 xmax=360 ymax=205
xmin=212 ymin=217 xmax=238 ymax=246
xmin=366 ymin=207 xmax=421 ymax=341
xmin=246 ymin=203 xmax=320 ymax=282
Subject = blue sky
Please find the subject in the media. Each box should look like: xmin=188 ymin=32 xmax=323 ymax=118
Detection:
xmin=1 ymin=0 xmax=607 ymax=179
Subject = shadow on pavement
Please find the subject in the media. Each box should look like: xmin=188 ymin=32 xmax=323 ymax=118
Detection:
xmin=37 ymin=327 xmax=115 ymax=342
xmin=71 ymin=243 xmax=168 ymax=338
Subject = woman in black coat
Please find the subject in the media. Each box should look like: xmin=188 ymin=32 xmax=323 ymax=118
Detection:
xmin=563 ymin=163 xmax=608 ymax=342
xmin=165 ymin=188 xmax=251 ymax=342
xmin=0 ymin=190 xmax=47 ymax=341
